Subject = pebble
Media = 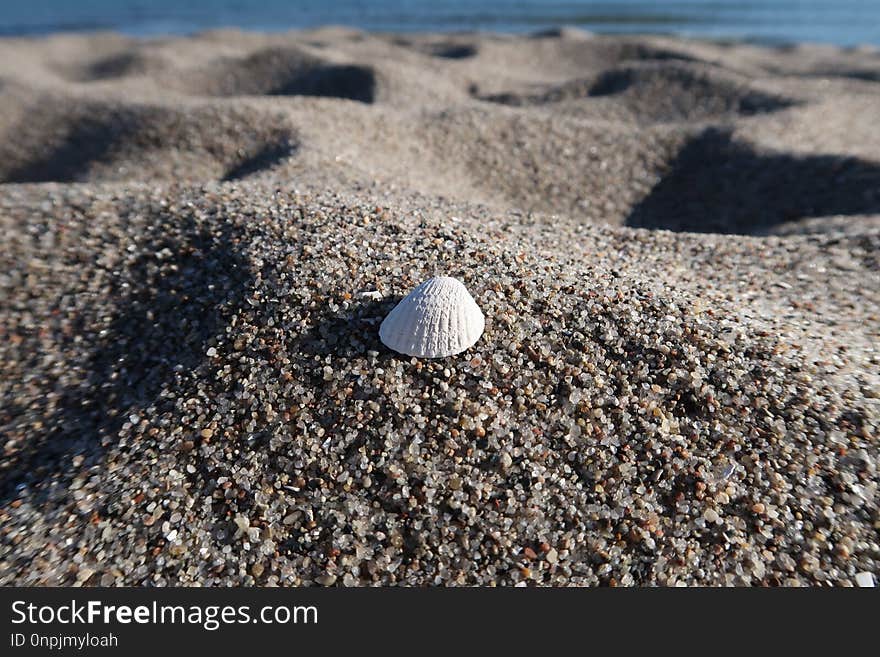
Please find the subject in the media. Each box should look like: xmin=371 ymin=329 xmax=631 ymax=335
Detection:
xmin=855 ymin=572 xmax=875 ymax=588
xmin=316 ymin=574 xmax=337 ymax=586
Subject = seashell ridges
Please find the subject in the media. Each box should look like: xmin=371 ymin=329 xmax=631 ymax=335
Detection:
xmin=379 ymin=276 xmax=484 ymax=358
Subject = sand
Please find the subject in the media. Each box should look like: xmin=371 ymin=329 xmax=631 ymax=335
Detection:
xmin=0 ymin=28 xmax=878 ymax=586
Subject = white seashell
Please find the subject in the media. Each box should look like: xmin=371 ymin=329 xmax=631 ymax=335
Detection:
xmin=379 ymin=276 xmax=484 ymax=358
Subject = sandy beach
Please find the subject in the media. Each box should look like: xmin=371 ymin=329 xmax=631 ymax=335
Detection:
xmin=0 ymin=28 xmax=878 ymax=586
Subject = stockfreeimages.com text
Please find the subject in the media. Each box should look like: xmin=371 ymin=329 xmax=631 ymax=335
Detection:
xmin=11 ymin=600 xmax=317 ymax=631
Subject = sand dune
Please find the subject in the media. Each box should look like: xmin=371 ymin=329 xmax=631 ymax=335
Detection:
xmin=0 ymin=29 xmax=878 ymax=586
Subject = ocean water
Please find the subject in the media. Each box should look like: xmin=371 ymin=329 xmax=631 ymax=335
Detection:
xmin=0 ymin=1 xmax=878 ymax=47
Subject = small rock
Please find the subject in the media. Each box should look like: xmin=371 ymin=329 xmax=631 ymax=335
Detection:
xmin=776 ymin=553 xmax=796 ymax=572
xmin=234 ymin=515 xmax=250 ymax=533
xmin=855 ymin=572 xmax=875 ymax=588
xmin=316 ymin=574 xmax=337 ymax=586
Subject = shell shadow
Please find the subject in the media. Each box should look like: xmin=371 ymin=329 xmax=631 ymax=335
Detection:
xmin=0 ymin=211 xmax=252 ymax=508
xmin=294 ymin=295 xmax=400 ymax=360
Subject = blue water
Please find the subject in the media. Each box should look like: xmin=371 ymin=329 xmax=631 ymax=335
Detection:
xmin=0 ymin=1 xmax=878 ymax=46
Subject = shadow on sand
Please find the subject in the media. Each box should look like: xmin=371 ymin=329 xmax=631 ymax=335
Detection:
xmin=0 ymin=211 xmax=252 ymax=507
xmin=625 ymin=128 xmax=880 ymax=234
